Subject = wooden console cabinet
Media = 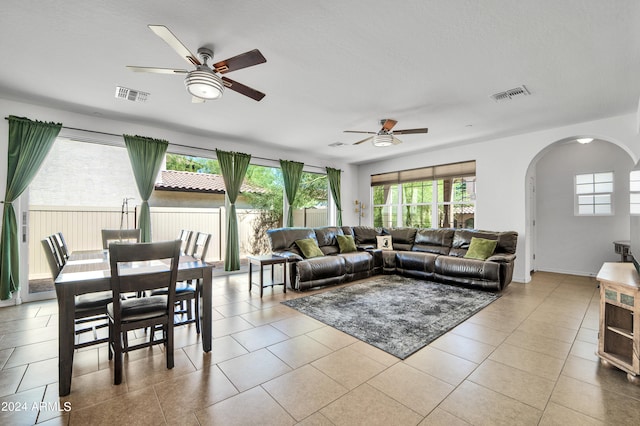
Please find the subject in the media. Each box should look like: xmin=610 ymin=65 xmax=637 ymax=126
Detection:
xmin=596 ymin=262 xmax=640 ymax=384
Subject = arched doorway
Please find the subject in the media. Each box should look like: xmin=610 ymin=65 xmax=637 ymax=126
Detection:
xmin=526 ymin=137 xmax=634 ymax=277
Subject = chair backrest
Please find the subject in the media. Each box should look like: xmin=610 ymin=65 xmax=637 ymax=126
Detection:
xmin=41 ymin=237 xmax=62 ymax=278
xmin=48 ymin=234 xmax=67 ymax=268
xmin=178 ymin=229 xmax=193 ymax=254
xmin=108 ymin=240 xmax=181 ymax=313
xmin=188 ymin=232 xmax=211 ymax=260
xmin=102 ymin=228 xmax=141 ymax=249
xmin=189 ymin=232 xmax=211 ymax=261
xmin=51 ymin=232 xmax=69 ymax=262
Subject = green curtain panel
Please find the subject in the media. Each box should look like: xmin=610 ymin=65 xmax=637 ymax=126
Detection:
xmin=217 ymin=149 xmax=251 ymax=271
xmin=1 ymin=116 xmax=61 ymax=300
xmin=123 ymin=134 xmax=168 ymax=242
xmin=280 ymin=160 xmax=304 ymax=227
xmin=326 ymin=167 xmax=343 ymax=226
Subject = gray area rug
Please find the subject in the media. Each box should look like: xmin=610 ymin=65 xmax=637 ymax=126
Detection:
xmin=282 ymin=275 xmax=500 ymax=359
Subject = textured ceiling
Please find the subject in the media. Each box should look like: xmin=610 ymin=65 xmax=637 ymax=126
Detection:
xmin=1 ymin=0 xmax=639 ymax=165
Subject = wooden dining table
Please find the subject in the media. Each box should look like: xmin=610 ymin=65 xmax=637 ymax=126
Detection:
xmin=54 ymin=249 xmax=213 ymax=396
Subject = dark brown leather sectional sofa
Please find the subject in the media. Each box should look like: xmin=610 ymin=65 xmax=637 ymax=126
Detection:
xmin=267 ymin=226 xmax=518 ymax=292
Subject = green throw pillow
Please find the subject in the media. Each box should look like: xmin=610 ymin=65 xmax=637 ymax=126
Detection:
xmin=337 ymin=235 xmax=357 ymax=253
xmin=464 ymin=237 xmax=498 ymax=260
xmin=295 ymin=238 xmax=324 ymax=258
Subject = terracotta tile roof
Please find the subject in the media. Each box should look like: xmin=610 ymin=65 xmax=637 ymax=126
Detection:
xmin=155 ymin=170 xmax=266 ymax=194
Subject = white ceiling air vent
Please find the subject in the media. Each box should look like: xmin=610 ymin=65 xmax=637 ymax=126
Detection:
xmin=490 ymin=85 xmax=530 ymax=102
xmin=115 ymin=86 xmax=149 ymax=103
xmin=328 ymin=142 xmax=347 ymax=147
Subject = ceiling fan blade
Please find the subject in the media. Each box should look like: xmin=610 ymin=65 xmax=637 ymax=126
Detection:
xmin=148 ymin=25 xmax=201 ymax=66
xmin=192 ymin=96 xmax=205 ymax=103
xmin=213 ymin=49 xmax=266 ymax=74
xmin=392 ymin=136 xmax=403 ymax=145
xmin=127 ymin=66 xmax=188 ymax=74
xmin=344 ymin=130 xmax=376 ymax=134
xmin=393 ymin=128 xmax=429 ymax=135
xmin=381 ymin=119 xmax=398 ymax=132
xmin=353 ymin=136 xmax=373 ymax=145
xmin=221 ymin=76 xmax=265 ymax=101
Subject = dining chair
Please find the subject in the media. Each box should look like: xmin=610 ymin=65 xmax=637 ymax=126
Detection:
xmin=45 ymin=234 xmax=66 ymax=270
xmin=42 ymin=237 xmax=63 ymax=279
xmin=51 ymin=232 xmax=69 ymax=264
xmin=151 ymin=232 xmax=211 ymax=333
xmin=101 ymin=228 xmax=141 ymax=249
xmin=107 ymin=240 xmax=181 ymax=385
xmin=176 ymin=232 xmax=211 ymax=333
xmin=42 ymin=237 xmax=112 ymax=349
xmin=190 ymin=232 xmax=212 ymax=263
xmin=178 ymin=229 xmax=193 ymax=254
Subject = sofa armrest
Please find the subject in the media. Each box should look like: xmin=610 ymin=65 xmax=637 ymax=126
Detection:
xmin=486 ymin=253 xmax=516 ymax=264
xmin=273 ymin=251 xmax=304 ymax=262
xmin=362 ymin=248 xmax=383 ymax=269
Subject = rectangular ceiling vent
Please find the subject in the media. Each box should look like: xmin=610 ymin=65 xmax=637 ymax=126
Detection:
xmin=115 ymin=86 xmax=149 ymax=103
xmin=490 ymin=85 xmax=530 ymax=102
xmin=329 ymin=142 xmax=347 ymax=147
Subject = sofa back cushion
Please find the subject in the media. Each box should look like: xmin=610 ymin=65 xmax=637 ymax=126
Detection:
xmin=412 ymin=228 xmax=454 ymax=255
xmin=352 ymin=226 xmax=384 ymax=248
xmin=267 ymin=227 xmax=316 ymax=257
xmin=341 ymin=226 xmax=355 ymax=237
xmin=314 ymin=226 xmax=345 ymax=255
xmin=449 ymin=229 xmax=518 ymax=258
xmin=384 ymin=228 xmax=417 ymax=251
xmin=496 ymin=231 xmax=518 ymax=254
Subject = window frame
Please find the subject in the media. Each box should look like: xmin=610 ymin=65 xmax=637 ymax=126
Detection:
xmin=371 ymin=161 xmax=476 ymax=229
xmin=574 ymin=171 xmax=614 ymax=216
xmin=630 ymin=170 xmax=640 ymax=215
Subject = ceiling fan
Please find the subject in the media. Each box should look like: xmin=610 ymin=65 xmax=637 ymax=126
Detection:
xmin=127 ymin=25 xmax=266 ymax=103
xmin=345 ymin=119 xmax=428 ymax=147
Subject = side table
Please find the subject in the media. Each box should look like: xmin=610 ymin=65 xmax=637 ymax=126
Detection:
xmin=596 ymin=262 xmax=640 ymax=385
xmin=248 ymin=255 xmax=288 ymax=297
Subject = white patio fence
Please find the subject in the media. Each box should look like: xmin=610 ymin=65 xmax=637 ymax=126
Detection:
xmin=29 ymin=206 xmax=327 ymax=279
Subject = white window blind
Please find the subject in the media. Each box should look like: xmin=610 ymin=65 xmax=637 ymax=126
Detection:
xmin=371 ymin=161 xmax=476 ymax=186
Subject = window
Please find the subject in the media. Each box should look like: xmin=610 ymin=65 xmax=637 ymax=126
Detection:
xmin=373 ymin=184 xmax=399 ymax=228
xmin=372 ymin=161 xmax=476 ymax=228
xmin=292 ymin=171 xmax=328 ymax=227
xmin=437 ymin=177 xmax=476 ymax=228
xmin=575 ymin=172 xmax=613 ymax=215
xmin=630 ymin=170 xmax=640 ymax=215
xmin=163 ymin=154 xmax=330 ymax=252
xmin=165 ymin=154 xmax=329 ymax=227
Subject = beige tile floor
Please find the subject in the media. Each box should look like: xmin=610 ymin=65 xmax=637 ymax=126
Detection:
xmin=1 ymin=270 xmax=640 ymax=425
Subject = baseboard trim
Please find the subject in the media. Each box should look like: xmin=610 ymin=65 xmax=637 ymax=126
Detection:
xmin=531 ymin=267 xmax=597 ymax=278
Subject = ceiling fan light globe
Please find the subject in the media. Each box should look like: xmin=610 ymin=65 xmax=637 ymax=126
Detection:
xmin=372 ymin=134 xmax=393 ymax=147
xmin=184 ymin=70 xmax=224 ymax=100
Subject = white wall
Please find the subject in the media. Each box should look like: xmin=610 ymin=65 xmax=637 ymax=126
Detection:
xmin=358 ymin=114 xmax=640 ymax=283
xmin=534 ymin=140 xmax=633 ymax=276
xmin=30 ymin=138 xmax=139 ymax=207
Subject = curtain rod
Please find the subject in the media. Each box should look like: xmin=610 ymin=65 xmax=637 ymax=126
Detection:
xmin=3 ymin=120 xmax=334 ymax=171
